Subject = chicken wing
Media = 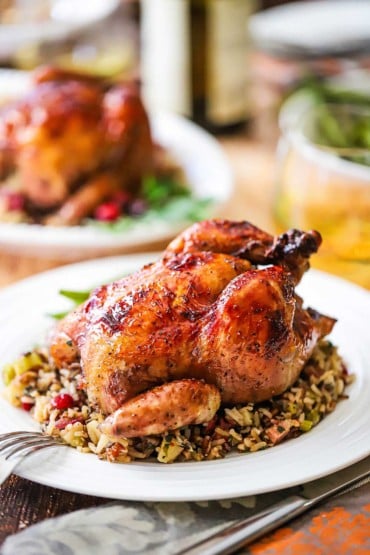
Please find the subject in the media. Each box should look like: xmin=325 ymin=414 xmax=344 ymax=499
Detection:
xmin=166 ymin=219 xmax=322 ymax=284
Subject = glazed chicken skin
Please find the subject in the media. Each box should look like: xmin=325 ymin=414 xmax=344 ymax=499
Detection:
xmin=0 ymin=66 xmax=154 ymax=223
xmin=49 ymin=220 xmax=335 ymax=438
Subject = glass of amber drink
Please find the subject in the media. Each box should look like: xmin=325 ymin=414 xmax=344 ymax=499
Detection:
xmin=274 ymin=103 xmax=370 ymax=289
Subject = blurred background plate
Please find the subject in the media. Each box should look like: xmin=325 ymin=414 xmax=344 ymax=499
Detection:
xmin=0 ymin=111 xmax=233 ymax=259
xmin=249 ymin=0 xmax=370 ymax=57
xmin=0 ymin=0 xmax=120 ymax=61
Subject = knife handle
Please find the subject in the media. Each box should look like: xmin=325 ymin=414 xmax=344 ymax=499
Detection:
xmin=178 ymin=495 xmax=307 ymax=555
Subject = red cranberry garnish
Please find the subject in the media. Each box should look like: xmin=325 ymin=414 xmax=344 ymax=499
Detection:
xmin=21 ymin=401 xmax=34 ymax=411
xmin=51 ymin=393 xmax=75 ymax=410
xmin=3 ymin=191 xmax=25 ymax=211
xmin=94 ymin=202 xmax=121 ymax=222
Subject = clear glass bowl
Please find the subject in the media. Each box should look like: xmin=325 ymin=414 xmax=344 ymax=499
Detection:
xmin=274 ymin=103 xmax=370 ymax=289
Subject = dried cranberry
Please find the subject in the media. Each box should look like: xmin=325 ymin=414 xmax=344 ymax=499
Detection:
xmin=21 ymin=401 xmax=34 ymax=411
xmin=94 ymin=202 xmax=121 ymax=222
xmin=111 ymin=191 xmax=131 ymax=210
xmin=3 ymin=191 xmax=25 ymax=211
xmin=54 ymin=418 xmax=68 ymax=430
xmin=127 ymin=198 xmax=148 ymax=216
xmin=204 ymin=415 xmax=217 ymax=435
xmin=54 ymin=417 xmax=82 ymax=430
xmin=218 ymin=417 xmax=232 ymax=431
xmin=51 ymin=393 xmax=75 ymax=410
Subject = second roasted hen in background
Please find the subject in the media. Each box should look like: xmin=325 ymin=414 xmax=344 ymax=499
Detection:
xmin=50 ymin=219 xmax=336 ymax=439
xmin=0 ymin=66 xmax=154 ymax=223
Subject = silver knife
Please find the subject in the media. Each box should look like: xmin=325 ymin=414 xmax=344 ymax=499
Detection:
xmin=177 ymin=456 xmax=370 ymax=555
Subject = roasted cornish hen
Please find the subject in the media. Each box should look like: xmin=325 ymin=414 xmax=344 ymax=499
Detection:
xmin=0 ymin=66 xmax=154 ymax=223
xmin=50 ymin=220 xmax=335 ymax=438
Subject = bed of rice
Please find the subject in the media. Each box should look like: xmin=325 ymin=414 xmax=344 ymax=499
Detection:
xmin=2 ymin=340 xmax=354 ymax=464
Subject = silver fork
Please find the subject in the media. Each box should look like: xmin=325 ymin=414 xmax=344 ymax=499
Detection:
xmin=0 ymin=431 xmax=63 ymax=485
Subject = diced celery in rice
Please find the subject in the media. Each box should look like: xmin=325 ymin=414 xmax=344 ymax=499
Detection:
xmin=2 ymin=352 xmax=45 ymax=385
xmin=300 ymin=420 xmax=314 ymax=432
xmin=157 ymin=436 xmax=184 ymax=463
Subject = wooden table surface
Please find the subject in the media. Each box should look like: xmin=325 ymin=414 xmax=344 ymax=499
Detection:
xmin=0 ymin=137 xmax=276 ymax=545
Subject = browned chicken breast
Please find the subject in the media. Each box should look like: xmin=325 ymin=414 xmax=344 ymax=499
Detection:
xmin=49 ymin=220 xmax=335 ymax=438
xmin=0 ymin=66 xmax=154 ymax=222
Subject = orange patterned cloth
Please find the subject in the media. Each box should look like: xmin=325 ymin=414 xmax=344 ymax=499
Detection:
xmin=247 ymin=482 xmax=370 ymax=555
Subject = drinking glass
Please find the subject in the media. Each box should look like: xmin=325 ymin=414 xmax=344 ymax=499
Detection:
xmin=274 ymin=103 xmax=370 ymax=289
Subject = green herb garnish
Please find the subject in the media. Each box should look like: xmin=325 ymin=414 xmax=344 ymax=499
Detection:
xmin=59 ymin=289 xmax=91 ymax=304
xmin=88 ymin=174 xmax=213 ymax=233
xmin=142 ymin=175 xmax=190 ymax=207
xmin=49 ymin=273 xmax=132 ymax=320
xmin=48 ymin=289 xmax=91 ymax=319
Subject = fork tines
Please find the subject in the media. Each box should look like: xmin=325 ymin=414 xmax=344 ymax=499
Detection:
xmin=0 ymin=431 xmax=60 ymax=460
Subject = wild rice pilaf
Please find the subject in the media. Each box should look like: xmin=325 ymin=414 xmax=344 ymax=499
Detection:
xmin=2 ymin=340 xmax=353 ymax=464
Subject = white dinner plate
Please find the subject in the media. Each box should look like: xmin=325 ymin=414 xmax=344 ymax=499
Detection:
xmin=0 ymin=254 xmax=369 ymax=501
xmin=0 ymin=112 xmax=233 ymax=259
